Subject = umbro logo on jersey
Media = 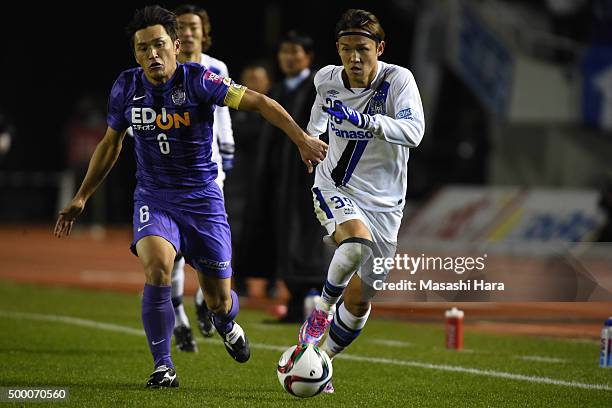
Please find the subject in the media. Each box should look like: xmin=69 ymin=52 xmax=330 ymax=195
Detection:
xmin=327 ymin=90 xmax=339 ymax=96
xmin=133 ymin=95 xmax=146 ymax=101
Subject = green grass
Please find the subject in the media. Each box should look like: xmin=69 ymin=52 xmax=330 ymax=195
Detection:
xmin=0 ymin=282 xmax=610 ymax=407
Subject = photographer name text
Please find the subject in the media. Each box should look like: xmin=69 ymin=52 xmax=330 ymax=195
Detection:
xmin=373 ymin=279 xmax=504 ymax=291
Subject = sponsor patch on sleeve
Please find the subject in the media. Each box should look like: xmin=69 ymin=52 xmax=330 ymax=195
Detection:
xmin=204 ymin=70 xmax=223 ymax=84
xmin=396 ymin=108 xmax=414 ymax=120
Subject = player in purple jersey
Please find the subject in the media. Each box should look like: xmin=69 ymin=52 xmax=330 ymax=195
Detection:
xmin=54 ymin=5 xmax=327 ymax=389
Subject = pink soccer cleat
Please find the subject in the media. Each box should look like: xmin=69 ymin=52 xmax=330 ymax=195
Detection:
xmin=298 ymin=308 xmax=333 ymax=345
xmin=323 ymin=381 xmax=334 ymax=394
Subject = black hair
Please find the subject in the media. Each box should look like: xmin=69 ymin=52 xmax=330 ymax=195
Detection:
xmin=174 ymin=4 xmax=213 ymax=51
xmin=279 ymin=30 xmax=314 ymax=54
xmin=126 ymin=5 xmax=178 ymax=47
xmin=335 ymin=9 xmax=385 ymax=42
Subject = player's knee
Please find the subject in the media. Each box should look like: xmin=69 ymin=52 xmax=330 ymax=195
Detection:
xmin=344 ymin=299 xmax=371 ymax=317
xmin=143 ymin=258 xmax=172 ymax=285
xmin=338 ymin=238 xmax=374 ymax=267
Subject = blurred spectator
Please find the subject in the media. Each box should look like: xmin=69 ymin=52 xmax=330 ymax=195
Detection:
xmin=61 ymin=95 xmax=107 ymax=225
xmin=239 ymin=61 xmax=272 ymax=94
xmin=597 ymin=175 xmax=612 ymax=241
xmin=226 ymin=61 xmax=273 ymax=295
xmin=65 ymin=96 xmax=106 ymax=172
xmin=0 ymin=112 xmax=13 ymax=163
xmin=235 ymin=32 xmax=332 ymax=321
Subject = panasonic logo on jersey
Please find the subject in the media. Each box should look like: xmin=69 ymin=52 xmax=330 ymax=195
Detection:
xmin=329 ymin=122 xmax=374 ymax=139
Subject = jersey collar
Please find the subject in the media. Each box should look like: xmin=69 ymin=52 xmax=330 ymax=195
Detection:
xmin=340 ymin=61 xmax=383 ymax=93
xmin=142 ymin=63 xmax=181 ymax=91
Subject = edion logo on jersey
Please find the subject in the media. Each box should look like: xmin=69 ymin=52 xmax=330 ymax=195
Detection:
xmin=329 ymin=122 xmax=374 ymax=139
xmin=131 ymin=107 xmax=191 ymax=130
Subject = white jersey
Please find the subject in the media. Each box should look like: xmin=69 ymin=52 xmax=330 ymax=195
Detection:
xmin=307 ymin=61 xmax=425 ymax=212
xmin=200 ymin=53 xmax=235 ymax=188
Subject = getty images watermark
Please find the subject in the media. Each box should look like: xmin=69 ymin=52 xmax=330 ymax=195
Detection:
xmin=370 ymin=253 xmax=505 ymax=292
xmin=373 ymin=253 xmax=487 ymax=275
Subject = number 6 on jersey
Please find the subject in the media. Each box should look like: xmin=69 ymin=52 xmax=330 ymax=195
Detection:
xmin=157 ymin=133 xmax=170 ymax=154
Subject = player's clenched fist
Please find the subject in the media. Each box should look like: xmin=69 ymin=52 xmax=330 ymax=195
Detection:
xmin=323 ymin=100 xmax=370 ymax=129
xmin=297 ymin=135 xmax=328 ymax=173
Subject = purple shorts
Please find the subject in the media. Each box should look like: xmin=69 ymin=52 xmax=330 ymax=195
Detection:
xmin=130 ymin=182 xmax=232 ymax=278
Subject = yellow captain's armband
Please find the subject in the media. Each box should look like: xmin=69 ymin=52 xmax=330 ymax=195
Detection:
xmin=223 ymin=83 xmax=247 ymax=109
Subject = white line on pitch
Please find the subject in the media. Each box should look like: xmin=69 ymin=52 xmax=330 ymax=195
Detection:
xmin=514 ymin=355 xmax=568 ymax=363
xmin=0 ymin=310 xmax=143 ymax=335
xmin=369 ymin=339 xmax=413 ymax=347
xmin=0 ymin=310 xmax=609 ymax=392
xmin=429 ymin=346 xmax=566 ymax=362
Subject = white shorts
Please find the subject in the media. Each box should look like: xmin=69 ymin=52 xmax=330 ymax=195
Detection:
xmin=312 ymin=186 xmax=402 ymax=245
xmin=312 ymin=186 xmax=402 ymax=286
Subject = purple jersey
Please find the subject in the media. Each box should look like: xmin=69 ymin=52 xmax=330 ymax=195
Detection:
xmin=107 ymin=62 xmax=245 ymax=190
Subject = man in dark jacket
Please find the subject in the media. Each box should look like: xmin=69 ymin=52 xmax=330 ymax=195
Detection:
xmin=236 ymin=32 xmax=332 ymax=321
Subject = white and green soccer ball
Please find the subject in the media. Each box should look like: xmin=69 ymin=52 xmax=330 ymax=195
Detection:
xmin=276 ymin=343 xmax=333 ymax=398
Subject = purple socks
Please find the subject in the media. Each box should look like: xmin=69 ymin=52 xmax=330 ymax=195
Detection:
xmin=212 ymin=289 xmax=239 ymax=335
xmin=142 ymin=284 xmax=175 ymax=368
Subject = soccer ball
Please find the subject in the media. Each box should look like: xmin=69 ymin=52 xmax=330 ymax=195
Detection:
xmin=276 ymin=343 xmax=333 ymax=398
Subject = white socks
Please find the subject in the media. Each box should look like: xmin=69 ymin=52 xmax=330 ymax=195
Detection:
xmin=320 ymin=240 xmax=374 ymax=307
xmin=324 ymin=302 xmax=371 ymax=358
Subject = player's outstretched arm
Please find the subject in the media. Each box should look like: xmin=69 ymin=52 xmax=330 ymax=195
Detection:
xmin=238 ymin=89 xmax=328 ymax=173
xmin=54 ymin=127 xmax=126 ymax=238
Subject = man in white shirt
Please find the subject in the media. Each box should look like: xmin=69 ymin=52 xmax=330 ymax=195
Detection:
xmin=298 ymin=9 xmax=425 ymax=393
xmin=170 ymin=4 xmax=236 ymax=352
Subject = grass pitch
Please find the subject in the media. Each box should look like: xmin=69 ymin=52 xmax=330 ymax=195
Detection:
xmin=0 ymin=282 xmax=610 ymax=407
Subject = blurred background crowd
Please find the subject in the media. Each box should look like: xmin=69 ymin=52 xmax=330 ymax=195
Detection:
xmin=2 ymin=0 xmax=612 ymax=315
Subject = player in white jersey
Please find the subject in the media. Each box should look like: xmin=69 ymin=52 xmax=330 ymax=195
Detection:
xmin=298 ymin=9 xmax=425 ymax=393
xmin=169 ymin=4 xmax=236 ymax=352
xmin=201 ymin=52 xmax=235 ymax=190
